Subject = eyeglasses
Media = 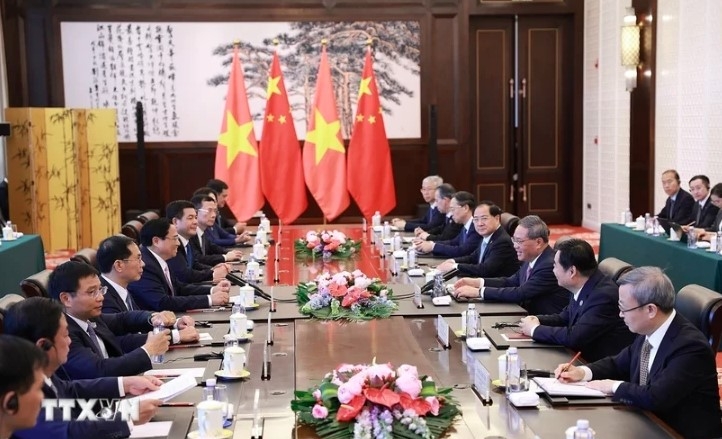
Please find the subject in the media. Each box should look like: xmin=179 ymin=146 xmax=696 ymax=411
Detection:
xmin=120 ymin=255 xmax=142 ymax=263
xmin=618 ymin=302 xmax=651 ymax=314
xmin=511 ymin=237 xmax=534 ymax=245
xmin=80 ymin=286 xmax=108 ymax=299
xmin=162 ymin=235 xmax=180 ymax=241
xmin=473 ymin=216 xmax=490 ymax=223
xmin=198 ymin=208 xmax=218 ymax=214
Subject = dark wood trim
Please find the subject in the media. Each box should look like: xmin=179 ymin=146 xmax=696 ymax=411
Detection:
xmin=629 ymin=0 xmax=656 ymax=215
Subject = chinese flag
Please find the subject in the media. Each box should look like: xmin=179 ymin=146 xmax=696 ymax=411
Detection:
xmin=302 ymin=45 xmax=350 ymax=222
xmin=348 ymin=49 xmax=396 ymax=218
xmin=260 ymin=52 xmax=307 ymax=224
xmin=214 ymin=45 xmax=264 ymax=222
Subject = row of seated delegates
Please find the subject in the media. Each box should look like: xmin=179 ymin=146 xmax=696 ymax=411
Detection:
xmin=206 ymin=178 xmax=247 ymax=236
xmin=557 ymin=267 xmax=722 ymax=439
xmin=391 ymin=175 xmax=446 ymax=233
xmin=3 ymin=299 xmax=163 ymax=439
xmin=46 ymin=262 xmax=170 ymax=380
xmin=695 ymin=182 xmax=722 ymax=240
xmin=518 ymin=238 xmax=636 ymax=362
xmin=97 ymin=235 xmax=201 ymax=347
xmin=414 ymin=191 xmax=481 ymax=258
xmin=127 ymin=218 xmax=231 ymax=312
xmin=0 ymin=335 xmax=45 ymax=439
xmin=192 ymin=187 xmax=252 ymax=248
xmin=658 ymin=169 xmax=721 ymax=230
xmin=413 ymin=183 xmax=461 ymax=242
xmin=453 ymin=215 xmax=569 ymax=315
xmin=436 ymin=200 xmax=521 ymax=278
xmin=165 ymin=200 xmax=230 ymax=284
xmin=190 ymin=195 xmax=245 ymax=264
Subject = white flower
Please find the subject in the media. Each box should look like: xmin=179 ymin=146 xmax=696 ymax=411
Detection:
xmin=332 ymin=272 xmax=349 ymax=286
xmin=331 ymin=230 xmax=347 ymax=243
xmin=354 ymin=277 xmax=372 ymax=289
xmin=352 ymin=269 xmax=364 ymax=278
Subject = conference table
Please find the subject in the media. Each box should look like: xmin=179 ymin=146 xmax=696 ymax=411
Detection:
xmin=146 ymin=225 xmax=681 ymax=438
xmin=0 ymin=234 xmax=45 ymax=297
xmin=599 ymin=223 xmax=722 ymax=293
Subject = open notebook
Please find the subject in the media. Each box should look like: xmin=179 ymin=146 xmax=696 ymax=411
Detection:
xmin=532 ymin=377 xmax=606 ymax=397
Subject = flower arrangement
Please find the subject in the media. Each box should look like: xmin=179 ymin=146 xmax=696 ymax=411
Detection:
xmin=295 ymin=230 xmax=361 ymax=259
xmin=297 ymin=270 xmax=397 ymax=321
xmin=292 ymin=360 xmax=461 ymax=439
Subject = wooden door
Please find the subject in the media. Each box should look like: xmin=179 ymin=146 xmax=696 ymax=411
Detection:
xmin=470 ymin=15 xmax=574 ymax=224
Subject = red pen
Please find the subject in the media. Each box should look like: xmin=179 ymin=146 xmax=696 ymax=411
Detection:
xmin=160 ymin=402 xmax=194 ymax=407
xmin=556 ymin=351 xmax=582 ymax=380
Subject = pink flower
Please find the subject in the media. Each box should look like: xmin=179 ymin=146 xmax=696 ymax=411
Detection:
xmin=337 ymin=379 xmax=363 ymax=404
xmin=352 ymin=269 xmax=364 ymax=278
xmin=396 ymin=374 xmax=422 ymax=398
xmin=312 ymin=389 xmax=321 ymax=400
xmin=425 ymin=396 xmax=440 ymax=416
xmin=312 ymin=404 xmax=328 ymax=419
xmin=397 ymin=364 xmax=419 ymax=378
xmin=366 ymin=363 xmax=395 ymax=381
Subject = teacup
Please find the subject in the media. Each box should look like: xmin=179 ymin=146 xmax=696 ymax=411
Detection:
xmin=253 ymin=242 xmax=265 ymax=259
xmin=223 ymin=345 xmax=246 ymax=376
xmin=239 ymin=285 xmax=255 ymax=307
xmin=229 ymin=312 xmax=248 ymax=338
xmin=196 ymin=399 xmax=224 ymax=438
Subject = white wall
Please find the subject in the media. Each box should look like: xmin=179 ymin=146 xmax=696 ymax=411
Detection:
xmin=582 ymin=0 xmax=632 ymax=230
xmin=655 ymin=0 xmax=722 ymax=210
xmin=0 ymin=11 xmax=7 ymax=180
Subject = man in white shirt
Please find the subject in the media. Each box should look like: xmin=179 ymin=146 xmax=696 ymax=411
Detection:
xmin=555 ymin=266 xmax=722 ymax=439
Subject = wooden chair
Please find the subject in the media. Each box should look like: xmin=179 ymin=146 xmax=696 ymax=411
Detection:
xmin=675 ymin=284 xmax=722 ymax=349
xmin=137 ymin=210 xmax=160 ymax=224
xmin=597 ymin=257 xmax=633 ymax=284
xmin=500 ymin=212 xmax=520 ymax=236
xmin=121 ymin=220 xmax=144 ymax=243
xmin=20 ymin=270 xmax=53 ymax=298
xmin=71 ymin=247 xmax=98 ymax=267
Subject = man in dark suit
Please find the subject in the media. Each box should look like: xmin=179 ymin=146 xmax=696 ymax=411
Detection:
xmin=413 ymin=183 xmax=461 ymax=242
xmin=437 ymin=201 xmax=520 ymax=278
xmin=0 ymin=335 xmax=45 ymax=439
xmin=96 ymin=235 xmax=199 ymax=347
xmin=415 ymin=191 xmax=481 ymax=259
xmin=191 ymin=195 xmax=245 ymax=265
xmin=453 ymin=215 xmax=569 ymax=315
xmin=519 ymin=239 xmax=635 ymax=361
xmin=698 ymin=182 xmax=722 ymax=240
xmin=127 ymin=218 xmax=231 ymax=312
xmin=391 ymin=175 xmax=445 ymax=232
xmin=557 ymin=267 xmax=722 ymax=439
xmin=688 ymin=174 xmax=719 ymax=229
xmin=4 ymin=297 xmax=162 ymax=439
xmin=657 ymin=169 xmax=695 ymax=225
xmin=47 ymin=262 xmax=170 ymax=380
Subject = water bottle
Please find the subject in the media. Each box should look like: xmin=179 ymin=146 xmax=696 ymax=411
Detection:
xmin=203 ymin=378 xmax=217 ymax=401
xmin=260 ymin=214 xmax=271 ymax=231
xmin=644 ymin=213 xmax=652 ymax=234
xmin=407 ymin=247 xmax=416 ymax=268
xmin=465 ymin=304 xmax=478 ymax=338
xmin=393 ymin=232 xmax=402 ymax=251
xmin=152 ymin=324 xmax=165 ymax=364
xmin=687 ymin=227 xmax=698 ymax=249
xmin=372 ymin=211 xmax=381 ymax=227
xmin=566 ymin=419 xmax=595 ymax=439
xmin=383 ymin=221 xmax=391 ymax=239
xmin=2 ymin=222 xmax=14 ymax=240
xmin=652 ymin=216 xmax=660 ymax=236
xmin=625 ymin=208 xmax=633 ymax=224
xmin=432 ymin=273 xmax=445 ymax=298
xmin=505 ymin=347 xmax=521 ymax=394
xmin=716 ymin=233 xmax=722 ymax=255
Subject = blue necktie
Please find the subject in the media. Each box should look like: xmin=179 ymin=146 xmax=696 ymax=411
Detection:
xmin=86 ymin=323 xmax=105 ymax=357
xmin=185 ymin=242 xmax=193 ymax=268
xmin=460 ymin=228 xmax=467 ymax=245
xmin=477 ymin=240 xmax=488 ymax=264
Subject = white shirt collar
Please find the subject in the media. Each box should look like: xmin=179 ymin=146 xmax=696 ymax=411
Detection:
xmin=66 ymin=312 xmax=90 ymax=332
xmin=430 ymin=202 xmax=437 ymax=209
xmin=463 ymin=217 xmax=473 ymax=231
xmin=445 ymin=212 xmax=453 ymax=219
xmin=483 ymin=225 xmax=500 ymax=241
xmin=148 ymin=247 xmax=169 ymax=272
xmin=528 ymin=253 xmax=542 ymax=269
xmin=197 ymin=228 xmax=205 ymax=239
xmin=178 ymin=235 xmax=189 ymax=247
xmin=699 ymin=194 xmax=710 ymax=208
xmin=647 ymin=309 xmax=676 ymax=350
xmin=101 ymin=275 xmax=129 ymax=304
xmin=572 ymin=285 xmax=584 ymax=302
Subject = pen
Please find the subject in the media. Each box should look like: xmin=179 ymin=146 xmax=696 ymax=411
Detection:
xmin=556 ymin=351 xmax=582 ymax=380
xmin=160 ymin=402 xmax=194 ymax=407
xmin=168 ymin=344 xmax=203 ymax=349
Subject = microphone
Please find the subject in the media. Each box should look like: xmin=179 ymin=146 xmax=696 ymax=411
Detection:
xmin=225 ymin=273 xmax=273 ymax=301
xmin=420 ymin=268 xmax=459 ymax=294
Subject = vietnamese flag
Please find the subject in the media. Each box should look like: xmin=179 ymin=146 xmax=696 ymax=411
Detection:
xmin=214 ymin=44 xmax=264 ymax=222
xmin=302 ymin=45 xmax=350 ymax=221
xmin=260 ymin=51 xmax=307 ymax=224
xmin=348 ymin=48 xmax=396 ymax=218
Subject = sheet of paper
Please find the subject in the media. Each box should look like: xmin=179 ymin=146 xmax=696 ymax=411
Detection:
xmin=129 ymin=421 xmax=173 ymax=438
xmin=144 ymin=367 xmax=206 ymax=378
xmin=198 ymin=333 xmax=213 ymax=341
xmin=533 ymin=377 xmax=606 ymax=397
xmin=138 ymin=373 xmax=198 ymax=402
xmin=501 ymin=333 xmax=534 ymax=342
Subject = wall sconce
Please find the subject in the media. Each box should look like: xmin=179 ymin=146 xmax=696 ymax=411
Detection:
xmin=621 ymin=7 xmax=640 ymax=91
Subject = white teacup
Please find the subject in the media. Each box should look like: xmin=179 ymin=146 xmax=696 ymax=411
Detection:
xmin=239 ymin=285 xmax=255 ymax=307
xmin=196 ymin=399 xmax=224 ymax=438
xmin=229 ymin=312 xmax=248 ymax=338
xmin=223 ymin=346 xmax=246 ymax=376
xmin=256 ymin=230 xmax=267 ymax=245
xmin=245 ymin=261 xmax=261 ymax=281
xmin=253 ymin=242 xmax=265 ymax=259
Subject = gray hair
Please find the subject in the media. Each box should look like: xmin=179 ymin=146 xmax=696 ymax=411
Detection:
xmin=618 ymin=266 xmax=675 ymax=312
xmin=423 ymin=175 xmax=443 ymax=188
xmin=518 ymin=215 xmax=549 ymax=243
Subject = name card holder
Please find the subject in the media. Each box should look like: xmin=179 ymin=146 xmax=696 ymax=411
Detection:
xmin=436 ymin=315 xmax=451 ymax=349
xmin=472 ymin=359 xmax=493 ymax=406
xmin=413 ymin=284 xmax=424 ymax=309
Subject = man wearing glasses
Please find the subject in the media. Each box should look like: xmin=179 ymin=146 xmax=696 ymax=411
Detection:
xmin=191 ymin=195 xmax=246 ymax=264
xmin=48 ymin=261 xmax=171 ymax=380
xmin=415 ymin=191 xmax=481 ymax=258
xmin=556 ymin=267 xmax=722 ymax=439
xmin=392 ymin=175 xmax=445 ymax=233
xmin=453 ymin=215 xmax=568 ymax=315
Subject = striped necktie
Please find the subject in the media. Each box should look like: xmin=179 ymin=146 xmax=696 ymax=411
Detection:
xmin=639 ymin=339 xmax=652 ymax=385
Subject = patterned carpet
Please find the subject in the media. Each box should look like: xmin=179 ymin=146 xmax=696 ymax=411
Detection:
xmin=549 ymin=225 xmax=600 ymax=255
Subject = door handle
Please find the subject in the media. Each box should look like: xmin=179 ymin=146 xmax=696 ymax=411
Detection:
xmin=520 ymin=78 xmax=527 ymax=99
xmin=519 ymin=184 xmax=527 ymax=203
xmin=510 ymin=184 xmax=515 ymax=202
xmin=509 ymin=78 xmax=515 ymax=98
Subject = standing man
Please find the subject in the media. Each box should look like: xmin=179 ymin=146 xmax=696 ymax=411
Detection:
xmin=519 ymin=238 xmax=635 ymax=361
xmin=392 ymin=175 xmax=445 ymax=232
xmin=436 ymin=201 xmax=519 ymax=278
xmin=453 ymin=215 xmax=569 ymax=315
xmin=657 ymin=169 xmax=695 ymax=225
xmin=556 ymin=267 xmax=722 ymax=439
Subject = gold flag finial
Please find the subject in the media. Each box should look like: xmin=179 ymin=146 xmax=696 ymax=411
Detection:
xmin=321 ymin=38 xmax=328 ymax=46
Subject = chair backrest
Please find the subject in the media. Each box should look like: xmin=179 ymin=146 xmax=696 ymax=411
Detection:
xmin=137 ymin=210 xmax=159 ymax=224
xmin=20 ymin=269 xmax=53 ymax=298
xmin=121 ymin=220 xmax=144 ymax=243
xmin=71 ymin=248 xmax=98 ymax=267
xmin=597 ymin=257 xmax=633 ymax=283
xmin=675 ymin=284 xmax=722 ymax=349
xmin=0 ymin=293 xmax=24 ymax=311
xmin=499 ymin=212 xmax=520 ymax=236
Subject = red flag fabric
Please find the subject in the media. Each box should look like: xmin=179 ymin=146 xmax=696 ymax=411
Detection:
xmin=348 ymin=49 xmax=396 ymax=218
xmin=302 ymin=46 xmax=350 ymax=221
xmin=214 ymin=45 xmax=264 ymax=222
xmin=259 ymin=52 xmax=307 ymax=224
